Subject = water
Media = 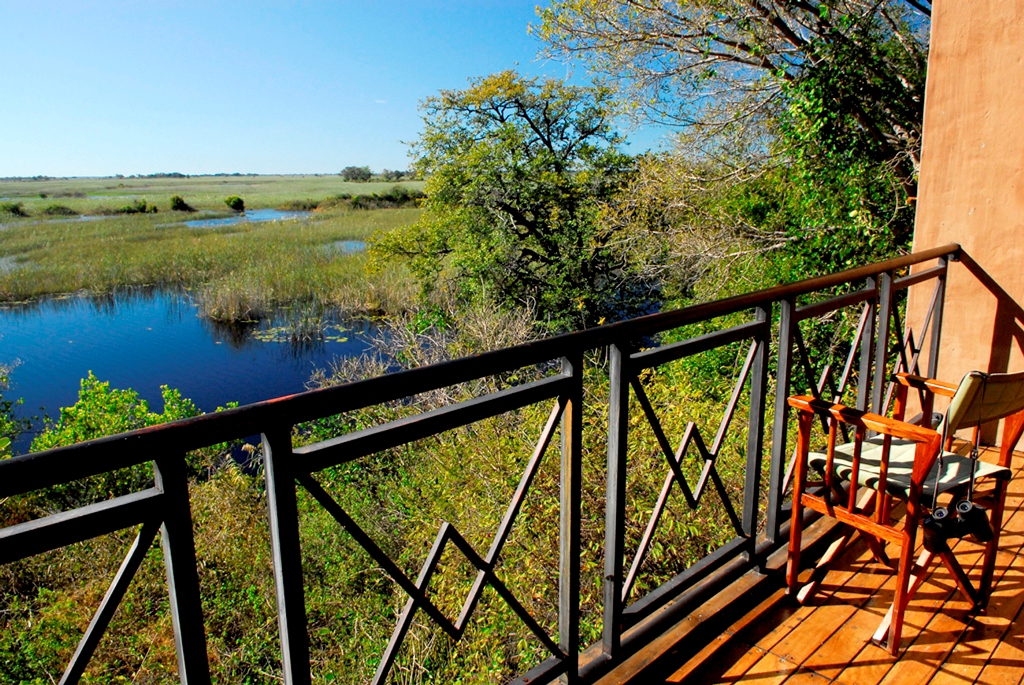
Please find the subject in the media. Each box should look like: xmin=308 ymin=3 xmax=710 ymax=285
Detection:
xmin=0 ymin=290 xmax=378 ymax=454
xmin=185 ymin=209 xmax=312 ymax=228
xmin=325 ymin=240 xmax=367 ymax=255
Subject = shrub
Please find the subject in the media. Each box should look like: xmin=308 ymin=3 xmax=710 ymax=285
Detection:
xmin=277 ymin=199 xmax=319 ymax=211
xmin=0 ymin=202 xmax=28 ymax=217
xmin=169 ymin=195 xmax=195 ymax=212
xmin=224 ymin=196 xmax=245 ymax=212
xmin=0 ymin=362 xmax=27 ymax=457
xmin=348 ymin=186 xmax=425 ymax=210
xmin=41 ymin=204 xmax=77 ymax=216
xmin=115 ymin=199 xmax=158 ymax=214
xmin=339 ymin=165 xmax=372 ymax=182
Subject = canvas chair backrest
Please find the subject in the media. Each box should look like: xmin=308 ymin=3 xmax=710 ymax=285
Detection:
xmin=941 ymin=370 xmax=1024 ymax=435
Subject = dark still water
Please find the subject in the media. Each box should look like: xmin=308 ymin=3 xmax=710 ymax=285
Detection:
xmin=0 ymin=291 xmax=378 ymax=454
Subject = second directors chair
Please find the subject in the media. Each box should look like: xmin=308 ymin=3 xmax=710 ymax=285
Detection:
xmin=786 ymin=369 xmax=1024 ymax=654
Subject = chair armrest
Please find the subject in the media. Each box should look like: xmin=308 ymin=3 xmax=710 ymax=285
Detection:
xmin=893 ymin=372 xmax=958 ymax=398
xmin=788 ymin=395 xmax=941 ymax=445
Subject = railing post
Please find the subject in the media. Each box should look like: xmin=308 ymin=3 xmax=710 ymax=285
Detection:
xmin=857 ymin=276 xmax=877 ymax=412
xmin=872 ymin=271 xmax=894 ymax=414
xmin=766 ymin=298 xmax=795 ymax=546
xmin=153 ymin=455 xmax=211 ymax=685
xmin=742 ymin=306 xmax=770 ymax=555
xmin=604 ymin=343 xmax=630 ymax=658
xmin=263 ymin=429 xmax=311 ymax=685
xmin=559 ymin=353 xmax=583 ymax=682
xmin=927 ymin=257 xmax=948 ymax=379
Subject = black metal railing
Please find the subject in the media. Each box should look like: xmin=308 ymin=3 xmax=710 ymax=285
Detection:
xmin=0 ymin=244 xmax=958 ymax=684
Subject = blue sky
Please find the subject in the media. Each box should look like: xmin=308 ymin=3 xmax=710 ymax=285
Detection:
xmin=0 ymin=1 xmax=666 ymax=177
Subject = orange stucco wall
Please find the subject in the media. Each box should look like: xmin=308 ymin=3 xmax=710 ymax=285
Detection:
xmin=906 ymin=0 xmax=1024 ymax=442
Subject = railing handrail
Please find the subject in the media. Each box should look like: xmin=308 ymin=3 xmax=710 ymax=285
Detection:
xmin=0 ymin=243 xmax=959 ymax=499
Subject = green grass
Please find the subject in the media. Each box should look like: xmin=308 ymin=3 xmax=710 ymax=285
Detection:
xmin=0 ymin=175 xmax=424 ymax=217
xmin=0 ymin=202 xmax=420 ymax=319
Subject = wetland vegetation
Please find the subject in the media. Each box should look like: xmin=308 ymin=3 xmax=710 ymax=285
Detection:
xmin=0 ymin=1 xmax=932 ymax=681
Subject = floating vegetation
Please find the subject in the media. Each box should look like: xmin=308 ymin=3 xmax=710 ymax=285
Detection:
xmin=251 ymin=322 xmax=349 ymax=344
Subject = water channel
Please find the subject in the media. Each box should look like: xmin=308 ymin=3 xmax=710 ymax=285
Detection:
xmin=0 ymin=290 xmax=379 ymax=454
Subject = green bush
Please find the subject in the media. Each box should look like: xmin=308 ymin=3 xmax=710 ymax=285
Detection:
xmin=339 ymin=165 xmax=372 ymax=182
xmin=224 ymin=195 xmax=245 ymax=212
xmin=349 ymin=186 xmax=424 ymax=210
xmin=0 ymin=363 xmax=27 ymax=458
xmin=40 ymin=205 xmax=77 ymax=217
xmin=169 ymin=195 xmax=195 ymax=212
xmin=0 ymin=202 xmax=28 ymax=217
xmin=115 ymin=199 xmax=158 ymax=214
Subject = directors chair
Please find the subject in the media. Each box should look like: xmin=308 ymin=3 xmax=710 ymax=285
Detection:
xmin=786 ymin=369 xmax=1024 ymax=654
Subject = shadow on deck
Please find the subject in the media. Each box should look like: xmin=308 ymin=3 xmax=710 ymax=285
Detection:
xmin=605 ymin=447 xmax=1024 ymax=685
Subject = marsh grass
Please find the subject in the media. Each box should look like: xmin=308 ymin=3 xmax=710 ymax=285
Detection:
xmin=0 ymin=206 xmax=420 ymax=319
xmin=0 ymin=175 xmax=425 ymax=216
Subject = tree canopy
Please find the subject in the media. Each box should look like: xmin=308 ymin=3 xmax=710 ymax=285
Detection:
xmin=373 ymin=71 xmax=659 ymax=331
xmin=536 ymin=1 xmax=930 ymax=274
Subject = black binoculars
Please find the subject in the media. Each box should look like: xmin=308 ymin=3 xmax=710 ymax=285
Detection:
xmin=922 ymin=500 xmax=994 ymax=553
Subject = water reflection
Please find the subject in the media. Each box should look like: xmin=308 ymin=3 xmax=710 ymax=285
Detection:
xmin=0 ymin=289 xmax=378 ymax=454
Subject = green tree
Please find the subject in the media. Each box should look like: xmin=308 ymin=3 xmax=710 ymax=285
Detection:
xmin=340 ymin=165 xmax=373 ymax=182
xmin=537 ymin=1 xmax=929 ymax=273
xmin=372 ymin=70 xmax=657 ymax=331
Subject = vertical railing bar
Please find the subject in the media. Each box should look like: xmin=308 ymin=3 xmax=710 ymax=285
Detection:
xmin=604 ymin=343 xmax=630 ymax=657
xmin=872 ymin=272 xmax=894 ymax=415
xmin=927 ymin=257 xmax=948 ymax=379
xmin=857 ymin=283 xmax=877 ymax=412
xmin=263 ymin=429 xmax=311 ymax=685
xmin=766 ymin=297 xmax=795 ymax=545
xmin=559 ymin=353 xmax=583 ymax=682
xmin=153 ymin=455 xmax=211 ymax=685
xmin=742 ymin=305 xmax=770 ymax=552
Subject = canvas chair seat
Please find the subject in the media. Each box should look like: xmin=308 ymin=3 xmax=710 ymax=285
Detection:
xmin=808 ymin=437 xmax=1010 ymax=500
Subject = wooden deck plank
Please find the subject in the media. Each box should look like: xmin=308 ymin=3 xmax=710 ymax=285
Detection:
xmin=876 ymin=481 xmax=1024 ymax=685
xmin=665 ymin=588 xmax=790 ymax=683
xmin=973 ymin=602 xmax=1024 ymax=685
xmin=791 ymin=557 xmax=897 ymax=681
xmin=611 ymin=449 xmax=1024 ymax=685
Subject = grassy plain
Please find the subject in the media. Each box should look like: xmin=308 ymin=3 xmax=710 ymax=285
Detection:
xmin=0 ymin=175 xmax=422 ymax=320
xmin=0 ymin=174 xmax=424 ymax=216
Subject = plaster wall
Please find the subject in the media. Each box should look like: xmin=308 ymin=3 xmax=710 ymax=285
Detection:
xmin=906 ymin=0 xmax=1024 ymax=443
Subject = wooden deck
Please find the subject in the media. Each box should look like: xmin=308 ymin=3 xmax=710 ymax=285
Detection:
xmin=608 ymin=449 xmax=1024 ymax=685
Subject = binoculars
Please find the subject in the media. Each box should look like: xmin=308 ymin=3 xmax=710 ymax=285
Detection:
xmin=922 ymin=500 xmax=994 ymax=553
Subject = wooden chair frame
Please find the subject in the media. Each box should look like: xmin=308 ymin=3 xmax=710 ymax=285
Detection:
xmin=786 ymin=371 xmax=1024 ymax=654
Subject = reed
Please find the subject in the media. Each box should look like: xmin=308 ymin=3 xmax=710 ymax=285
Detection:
xmin=0 ymin=206 xmax=421 ymax=319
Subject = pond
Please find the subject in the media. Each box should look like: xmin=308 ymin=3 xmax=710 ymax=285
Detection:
xmin=0 ymin=290 xmax=379 ymax=454
xmin=184 ymin=209 xmax=312 ymax=228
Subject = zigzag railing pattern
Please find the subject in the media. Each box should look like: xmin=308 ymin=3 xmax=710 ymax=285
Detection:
xmin=0 ymin=245 xmax=960 ymax=685
xmin=619 ymin=340 xmax=756 ymax=602
xmin=295 ymin=400 xmax=567 ymax=685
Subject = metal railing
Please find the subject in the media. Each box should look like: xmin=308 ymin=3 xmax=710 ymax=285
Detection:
xmin=0 ymin=244 xmax=958 ymax=684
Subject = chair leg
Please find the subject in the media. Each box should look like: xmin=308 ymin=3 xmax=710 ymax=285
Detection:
xmin=787 ymin=415 xmax=812 ymax=597
xmin=787 ymin=493 xmax=806 ymax=597
xmin=978 ymin=479 xmax=1009 ymax=606
xmin=863 ymin=533 xmax=892 ymax=567
xmin=873 ymin=549 xmax=935 ymax=646
xmin=884 ymin=525 xmax=921 ymax=655
xmin=937 ymin=548 xmax=980 ymax=608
